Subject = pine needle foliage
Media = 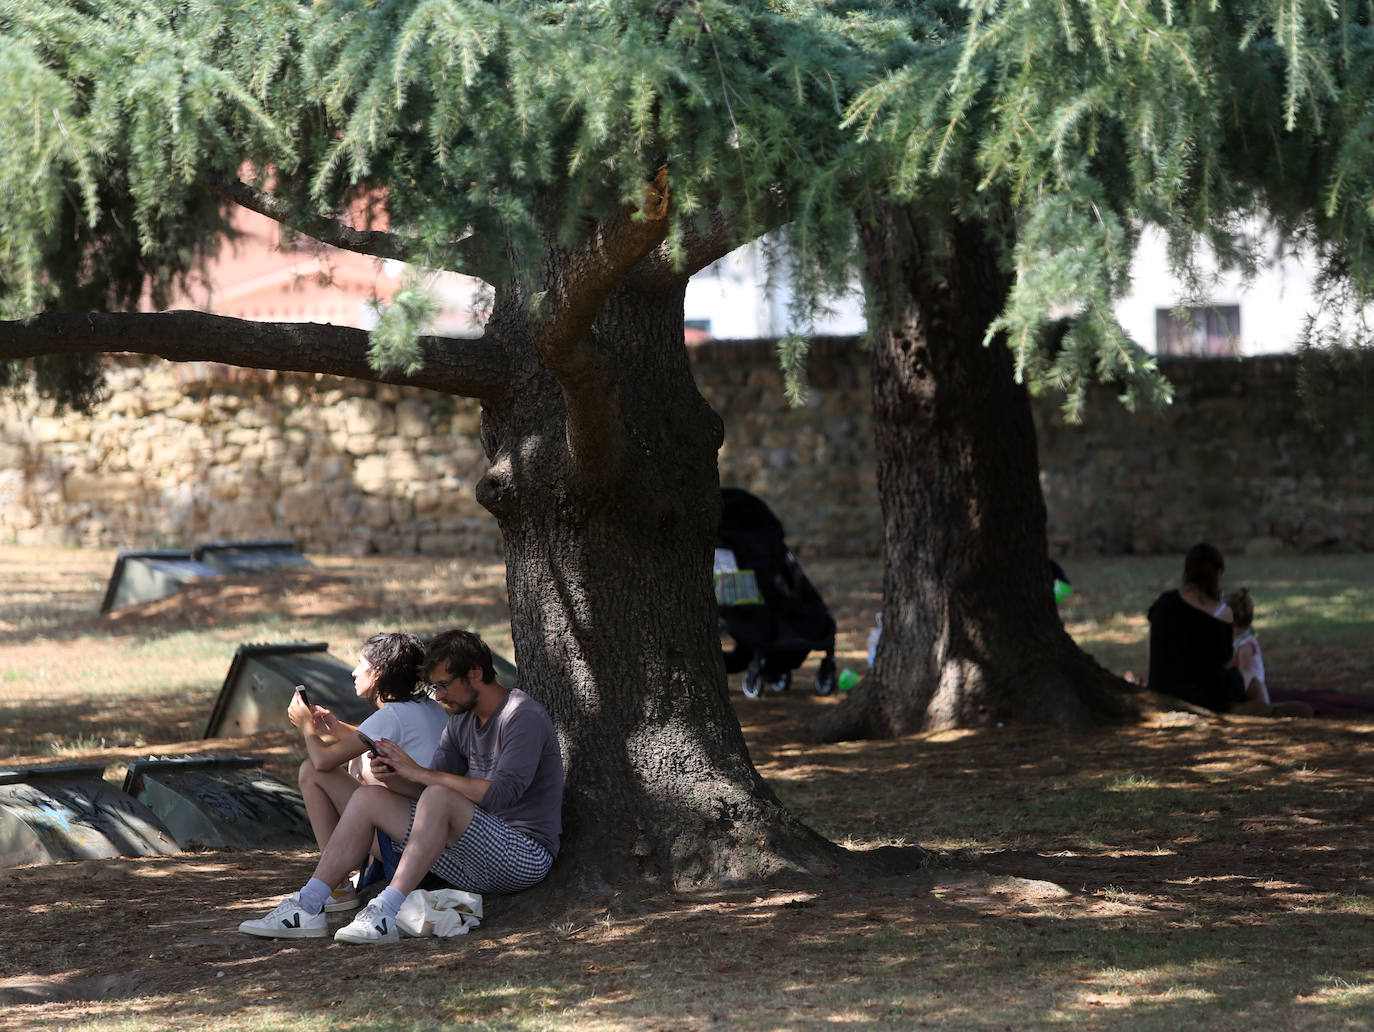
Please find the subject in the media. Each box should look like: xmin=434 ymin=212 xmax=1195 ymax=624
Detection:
xmin=0 ymin=0 xmax=870 ymax=306
xmin=0 ymin=1 xmax=248 ymax=404
xmin=367 ymin=272 xmax=444 ymax=376
xmin=830 ymin=0 xmax=1374 ymax=416
xmin=5 ymin=0 xmax=1374 ymax=422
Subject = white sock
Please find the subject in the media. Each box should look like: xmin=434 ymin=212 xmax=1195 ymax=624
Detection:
xmin=297 ymin=877 xmax=332 ymax=916
xmin=376 ymin=885 xmax=407 ymax=919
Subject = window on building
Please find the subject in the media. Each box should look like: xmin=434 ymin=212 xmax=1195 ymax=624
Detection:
xmin=1155 ymin=305 xmax=1242 ymax=357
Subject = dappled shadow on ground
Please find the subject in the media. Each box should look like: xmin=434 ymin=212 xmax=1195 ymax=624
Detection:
xmin=0 ymin=566 xmax=506 ymax=646
xmin=2 ymin=696 xmax=1373 ymax=1029
xmin=3 ymin=848 xmax=1373 ymax=1031
xmin=3 ymin=548 xmax=1373 ymax=1028
xmin=0 ymin=685 xmax=214 ymax=756
xmin=0 ymin=549 xmax=513 ymax=651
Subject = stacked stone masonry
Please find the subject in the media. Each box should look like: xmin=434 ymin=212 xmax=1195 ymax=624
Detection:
xmin=1 ymin=344 xmax=1368 ymax=558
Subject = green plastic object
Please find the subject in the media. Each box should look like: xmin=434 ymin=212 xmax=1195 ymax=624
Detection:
xmin=838 ymin=668 xmax=859 ymax=692
xmin=1053 ymin=579 xmax=1074 ymax=605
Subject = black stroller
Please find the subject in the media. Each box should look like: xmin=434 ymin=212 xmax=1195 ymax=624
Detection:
xmin=715 ymin=487 xmax=839 ymax=697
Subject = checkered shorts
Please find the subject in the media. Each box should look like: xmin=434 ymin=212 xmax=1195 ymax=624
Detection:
xmin=397 ymin=802 xmax=553 ymax=894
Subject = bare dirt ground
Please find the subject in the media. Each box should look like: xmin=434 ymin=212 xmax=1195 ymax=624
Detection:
xmin=1 ymin=553 xmax=1372 ymax=1029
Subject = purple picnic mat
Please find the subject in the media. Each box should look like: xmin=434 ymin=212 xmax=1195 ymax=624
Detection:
xmin=1269 ymin=688 xmax=1374 ymax=715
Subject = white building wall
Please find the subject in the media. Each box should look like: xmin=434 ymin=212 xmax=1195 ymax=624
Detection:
xmin=1114 ymin=227 xmax=1323 ymax=356
xmin=684 ymin=242 xmax=866 ymax=340
xmin=688 ymin=229 xmax=1335 ymax=355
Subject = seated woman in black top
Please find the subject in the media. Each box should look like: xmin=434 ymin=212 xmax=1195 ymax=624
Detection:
xmin=1147 ymin=543 xmax=1246 ymax=712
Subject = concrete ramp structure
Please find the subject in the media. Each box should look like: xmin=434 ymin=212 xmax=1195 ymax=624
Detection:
xmin=491 ymin=651 xmax=519 ymax=684
xmin=203 ymin=641 xmax=372 ymax=738
xmin=99 ymin=540 xmax=311 ymax=614
xmin=98 ymin=551 xmax=222 ymax=614
xmin=190 ymin=539 xmax=312 ymax=575
xmin=0 ymin=765 xmax=178 ymax=867
xmin=123 ymin=756 xmax=312 ymax=850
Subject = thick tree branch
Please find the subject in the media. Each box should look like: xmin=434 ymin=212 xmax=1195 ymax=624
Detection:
xmin=201 ymin=175 xmax=499 ymax=283
xmin=531 ymin=168 xmax=673 ymax=489
xmin=630 ymin=211 xmax=736 ymax=292
xmin=0 ymin=311 xmax=513 ymax=400
xmin=530 ymin=167 xmax=673 ymax=364
xmin=629 ymin=193 xmax=793 ymax=293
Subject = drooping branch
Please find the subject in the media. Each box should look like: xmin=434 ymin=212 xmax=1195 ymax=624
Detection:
xmin=0 ymin=311 xmax=514 ymax=400
xmin=629 ymin=192 xmax=794 ymax=294
xmin=200 ymin=176 xmax=499 ymax=283
xmin=529 ymin=167 xmax=673 ymax=490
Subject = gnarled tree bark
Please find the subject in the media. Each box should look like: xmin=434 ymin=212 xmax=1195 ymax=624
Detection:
xmin=812 ymin=202 xmax=1139 ymax=743
xmin=482 ymin=278 xmax=846 ymax=889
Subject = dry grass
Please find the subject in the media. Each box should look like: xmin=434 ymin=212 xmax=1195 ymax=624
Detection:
xmin=1 ymin=546 xmax=1373 ymax=1030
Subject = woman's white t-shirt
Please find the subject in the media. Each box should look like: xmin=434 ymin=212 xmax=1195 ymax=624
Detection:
xmin=352 ymin=697 xmax=449 ymax=781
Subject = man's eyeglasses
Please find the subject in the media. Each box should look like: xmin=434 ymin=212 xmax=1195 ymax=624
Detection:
xmin=425 ymin=675 xmax=461 ymax=696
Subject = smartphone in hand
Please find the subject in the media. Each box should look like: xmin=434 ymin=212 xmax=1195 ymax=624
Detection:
xmin=356 ymin=731 xmax=380 ymax=756
xmin=294 ymin=685 xmax=311 ymax=708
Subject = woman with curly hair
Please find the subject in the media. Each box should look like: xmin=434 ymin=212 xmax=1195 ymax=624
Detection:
xmin=288 ymin=631 xmax=448 ymax=911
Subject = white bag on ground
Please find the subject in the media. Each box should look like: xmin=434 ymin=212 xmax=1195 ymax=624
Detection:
xmin=395 ymin=889 xmax=483 ymax=937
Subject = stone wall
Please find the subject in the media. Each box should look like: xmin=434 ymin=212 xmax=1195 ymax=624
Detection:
xmin=1036 ymin=354 xmax=1373 ymax=556
xmin=0 ymin=359 xmax=498 ymax=556
xmin=700 ymin=341 xmax=1373 ymax=558
xmin=1 ymin=344 xmax=1369 ymax=558
xmin=695 ymin=337 xmax=881 ymax=558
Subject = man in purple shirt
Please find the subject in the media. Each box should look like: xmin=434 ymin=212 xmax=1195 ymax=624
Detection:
xmin=239 ymin=629 xmax=564 ymax=944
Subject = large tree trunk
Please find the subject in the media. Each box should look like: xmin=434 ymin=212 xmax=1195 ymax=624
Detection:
xmin=812 ymin=203 xmax=1137 ymax=742
xmin=478 ymin=282 xmax=850 ymax=890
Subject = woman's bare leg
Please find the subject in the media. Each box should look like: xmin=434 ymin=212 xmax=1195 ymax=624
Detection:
xmin=298 ymin=759 xmax=364 ymax=885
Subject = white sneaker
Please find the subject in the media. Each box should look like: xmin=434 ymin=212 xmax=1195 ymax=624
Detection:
xmin=333 ymin=902 xmax=400 ymax=944
xmin=238 ymin=895 xmax=327 ymax=939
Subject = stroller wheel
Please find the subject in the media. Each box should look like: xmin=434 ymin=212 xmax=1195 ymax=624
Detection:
xmin=742 ymin=656 xmax=766 ymax=698
xmin=769 ymin=670 xmax=791 ymax=693
xmin=814 ymin=656 xmax=837 ymax=696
